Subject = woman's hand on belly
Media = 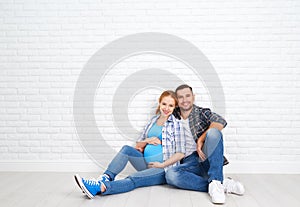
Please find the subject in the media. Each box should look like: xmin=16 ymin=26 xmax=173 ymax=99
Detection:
xmin=148 ymin=162 xmax=165 ymax=168
xmin=146 ymin=137 xmax=162 ymax=145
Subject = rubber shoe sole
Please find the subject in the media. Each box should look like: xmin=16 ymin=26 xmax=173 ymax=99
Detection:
xmin=209 ymin=180 xmax=226 ymax=204
xmin=74 ymin=174 xmax=85 ymax=193
xmin=74 ymin=174 xmax=95 ymax=199
xmin=211 ymin=197 xmax=225 ymax=204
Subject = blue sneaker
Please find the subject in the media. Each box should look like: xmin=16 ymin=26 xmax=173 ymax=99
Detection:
xmin=74 ymin=174 xmax=101 ymax=199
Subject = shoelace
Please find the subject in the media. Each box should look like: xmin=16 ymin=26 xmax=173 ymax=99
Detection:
xmin=224 ymin=179 xmax=235 ymax=193
xmin=97 ymin=174 xmax=110 ymax=182
xmin=84 ymin=178 xmax=100 ymax=186
xmin=85 ymin=177 xmax=107 ymax=192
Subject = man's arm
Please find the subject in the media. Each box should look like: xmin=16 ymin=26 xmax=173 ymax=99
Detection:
xmin=197 ymin=122 xmax=224 ymax=160
xmin=198 ymin=122 xmax=224 ymax=143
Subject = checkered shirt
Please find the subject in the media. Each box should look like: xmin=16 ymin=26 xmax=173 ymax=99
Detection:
xmin=188 ymin=105 xmax=227 ymax=142
xmin=137 ymin=114 xmax=185 ymax=170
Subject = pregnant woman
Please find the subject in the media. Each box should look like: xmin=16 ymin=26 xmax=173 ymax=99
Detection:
xmin=74 ymin=90 xmax=185 ymax=199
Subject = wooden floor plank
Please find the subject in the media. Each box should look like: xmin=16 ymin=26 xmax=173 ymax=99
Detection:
xmin=147 ymin=185 xmax=170 ymax=207
xmin=0 ymin=173 xmax=299 ymax=207
xmin=125 ymin=186 xmax=151 ymax=207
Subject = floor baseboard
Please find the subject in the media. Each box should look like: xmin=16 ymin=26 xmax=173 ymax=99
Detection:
xmin=0 ymin=160 xmax=299 ymax=174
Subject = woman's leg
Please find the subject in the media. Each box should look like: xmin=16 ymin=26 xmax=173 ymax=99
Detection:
xmin=102 ymin=168 xmax=166 ymax=195
xmin=104 ymin=145 xmax=147 ymax=180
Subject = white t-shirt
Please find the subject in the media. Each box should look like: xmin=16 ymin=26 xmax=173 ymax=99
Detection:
xmin=181 ymin=118 xmax=196 ymax=157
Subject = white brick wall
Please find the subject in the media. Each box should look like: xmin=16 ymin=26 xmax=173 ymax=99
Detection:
xmin=0 ymin=0 xmax=299 ymax=173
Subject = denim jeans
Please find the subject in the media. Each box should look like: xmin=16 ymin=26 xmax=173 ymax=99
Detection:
xmin=101 ymin=145 xmax=166 ymax=195
xmin=165 ymin=128 xmax=224 ymax=192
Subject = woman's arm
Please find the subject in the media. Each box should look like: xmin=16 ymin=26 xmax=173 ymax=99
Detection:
xmin=135 ymin=137 xmax=162 ymax=152
xmin=135 ymin=116 xmax=159 ymax=152
xmin=148 ymin=152 xmax=184 ymax=168
xmin=135 ymin=141 xmax=147 ymax=153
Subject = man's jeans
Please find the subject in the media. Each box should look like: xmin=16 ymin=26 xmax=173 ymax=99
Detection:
xmin=101 ymin=145 xmax=166 ymax=195
xmin=165 ymin=128 xmax=224 ymax=192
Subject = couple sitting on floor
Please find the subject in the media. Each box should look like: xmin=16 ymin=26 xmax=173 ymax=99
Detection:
xmin=74 ymin=84 xmax=245 ymax=204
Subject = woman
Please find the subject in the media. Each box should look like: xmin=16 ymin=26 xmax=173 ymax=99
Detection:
xmin=74 ymin=90 xmax=185 ymax=198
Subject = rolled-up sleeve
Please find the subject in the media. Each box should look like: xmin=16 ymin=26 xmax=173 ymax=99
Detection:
xmin=203 ymin=109 xmax=227 ymax=128
xmin=136 ymin=124 xmax=148 ymax=142
xmin=136 ymin=116 xmax=157 ymax=142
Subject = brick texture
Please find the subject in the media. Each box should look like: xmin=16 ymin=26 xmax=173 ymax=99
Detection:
xmin=0 ymin=0 xmax=299 ymax=173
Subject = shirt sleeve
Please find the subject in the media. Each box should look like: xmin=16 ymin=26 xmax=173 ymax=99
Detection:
xmin=203 ymin=108 xmax=227 ymax=128
xmin=174 ymin=119 xmax=186 ymax=154
xmin=136 ymin=116 xmax=156 ymax=142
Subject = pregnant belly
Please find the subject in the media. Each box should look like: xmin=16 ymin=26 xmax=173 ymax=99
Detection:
xmin=143 ymin=144 xmax=163 ymax=163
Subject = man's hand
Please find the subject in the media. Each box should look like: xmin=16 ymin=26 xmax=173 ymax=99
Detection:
xmin=148 ymin=162 xmax=165 ymax=168
xmin=196 ymin=123 xmax=224 ymax=161
xmin=197 ymin=140 xmax=206 ymax=161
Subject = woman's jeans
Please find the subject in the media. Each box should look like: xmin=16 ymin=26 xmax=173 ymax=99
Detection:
xmin=101 ymin=145 xmax=166 ymax=195
xmin=165 ymin=128 xmax=224 ymax=192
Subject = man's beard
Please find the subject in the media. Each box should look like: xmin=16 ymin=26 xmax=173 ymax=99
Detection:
xmin=180 ymin=105 xmax=193 ymax=112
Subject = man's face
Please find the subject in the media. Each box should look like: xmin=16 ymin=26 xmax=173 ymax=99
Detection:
xmin=176 ymin=88 xmax=195 ymax=112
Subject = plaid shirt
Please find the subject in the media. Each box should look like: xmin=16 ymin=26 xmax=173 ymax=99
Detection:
xmin=189 ymin=105 xmax=227 ymax=142
xmin=137 ymin=114 xmax=185 ymax=170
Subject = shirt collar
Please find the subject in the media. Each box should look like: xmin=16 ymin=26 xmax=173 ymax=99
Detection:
xmin=154 ymin=114 xmax=175 ymax=122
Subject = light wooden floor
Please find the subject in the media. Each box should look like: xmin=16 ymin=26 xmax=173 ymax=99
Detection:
xmin=0 ymin=172 xmax=299 ymax=207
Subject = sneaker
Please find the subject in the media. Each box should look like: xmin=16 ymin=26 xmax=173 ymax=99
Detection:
xmin=74 ymin=174 xmax=101 ymax=199
xmin=209 ymin=180 xmax=226 ymax=204
xmin=97 ymin=174 xmax=111 ymax=182
xmin=223 ymin=156 xmax=229 ymax=166
xmin=74 ymin=174 xmax=85 ymax=193
xmin=223 ymin=177 xmax=245 ymax=195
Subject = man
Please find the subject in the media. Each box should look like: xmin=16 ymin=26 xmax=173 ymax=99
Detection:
xmin=165 ymin=84 xmax=244 ymax=204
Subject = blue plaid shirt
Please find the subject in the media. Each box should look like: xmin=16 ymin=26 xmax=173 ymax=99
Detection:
xmin=189 ymin=105 xmax=227 ymax=142
xmin=137 ymin=114 xmax=185 ymax=170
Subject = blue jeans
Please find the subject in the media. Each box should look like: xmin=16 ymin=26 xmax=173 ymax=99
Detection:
xmin=101 ymin=145 xmax=166 ymax=195
xmin=165 ymin=128 xmax=224 ymax=192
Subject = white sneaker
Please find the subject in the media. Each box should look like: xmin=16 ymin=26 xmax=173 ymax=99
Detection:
xmin=209 ymin=180 xmax=226 ymax=204
xmin=223 ymin=177 xmax=245 ymax=195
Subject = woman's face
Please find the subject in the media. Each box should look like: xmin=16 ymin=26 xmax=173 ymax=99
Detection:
xmin=159 ymin=95 xmax=176 ymax=117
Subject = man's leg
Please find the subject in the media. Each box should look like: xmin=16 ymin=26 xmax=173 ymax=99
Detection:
xmin=202 ymin=128 xmax=224 ymax=183
xmin=201 ymin=128 xmax=225 ymax=204
xmin=165 ymin=152 xmax=209 ymax=192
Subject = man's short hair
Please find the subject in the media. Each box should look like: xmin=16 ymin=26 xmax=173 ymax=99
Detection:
xmin=175 ymin=84 xmax=193 ymax=94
